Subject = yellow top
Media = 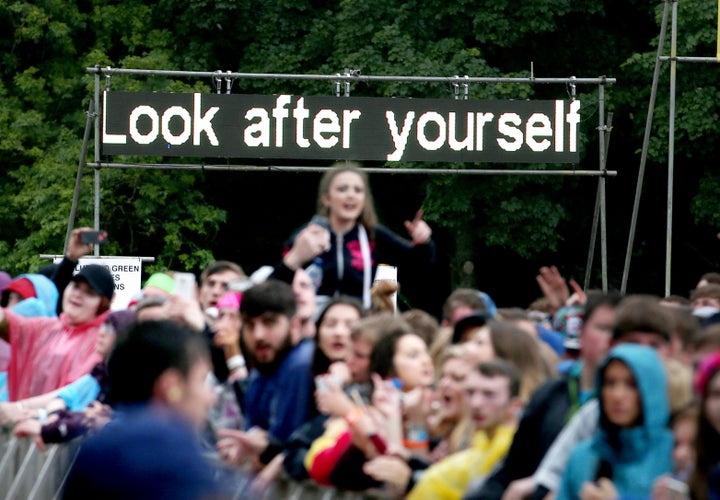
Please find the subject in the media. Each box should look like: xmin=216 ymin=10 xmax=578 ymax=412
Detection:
xmin=407 ymin=424 xmax=516 ymax=500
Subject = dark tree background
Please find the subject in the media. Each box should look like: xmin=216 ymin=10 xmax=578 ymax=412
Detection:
xmin=1 ymin=0 xmax=719 ymax=316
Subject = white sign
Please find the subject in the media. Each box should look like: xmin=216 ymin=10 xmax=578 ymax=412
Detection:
xmin=53 ymin=256 xmax=142 ymax=311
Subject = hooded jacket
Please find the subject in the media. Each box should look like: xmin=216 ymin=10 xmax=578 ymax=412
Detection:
xmin=557 ymin=344 xmax=673 ymax=500
xmin=9 ymin=273 xmax=59 ymax=318
xmin=0 ymin=274 xmax=59 ymax=376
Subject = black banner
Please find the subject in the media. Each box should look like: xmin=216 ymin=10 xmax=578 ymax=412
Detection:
xmin=101 ymin=91 xmax=581 ymax=163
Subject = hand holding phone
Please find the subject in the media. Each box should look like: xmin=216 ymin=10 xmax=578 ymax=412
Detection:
xmin=173 ymin=272 xmax=197 ymax=300
xmin=80 ymin=230 xmax=108 ymax=245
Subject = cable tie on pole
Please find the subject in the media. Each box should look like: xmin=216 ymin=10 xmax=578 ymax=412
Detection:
xmin=224 ymin=70 xmax=234 ymax=94
xmin=568 ymin=75 xmax=577 ymax=100
xmin=462 ymin=75 xmax=470 ymax=100
xmin=342 ymin=68 xmax=359 ymax=96
xmin=343 ymin=69 xmax=351 ymax=97
xmin=104 ymin=66 xmax=112 ymax=91
xmin=334 ymin=73 xmax=342 ymax=97
xmin=213 ymin=70 xmax=223 ymax=94
xmin=452 ymin=75 xmax=460 ymax=100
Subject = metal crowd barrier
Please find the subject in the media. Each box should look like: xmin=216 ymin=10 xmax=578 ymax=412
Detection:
xmin=0 ymin=426 xmax=80 ymax=499
xmin=1 ymin=426 xmax=389 ymax=499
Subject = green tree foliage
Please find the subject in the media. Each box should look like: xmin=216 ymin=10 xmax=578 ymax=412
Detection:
xmin=0 ymin=0 xmax=717 ymax=299
xmin=0 ymin=0 xmax=225 ymax=275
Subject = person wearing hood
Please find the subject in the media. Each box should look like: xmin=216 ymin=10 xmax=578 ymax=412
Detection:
xmin=1 ymin=273 xmax=60 ymax=318
xmin=556 ymin=343 xmax=673 ymax=500
xmin=0 ymin=273 xmax=60 ymax=401
xmin=0 ymin=264 xmax=114 ymax=401
xmin=6 ymin=309 xmax=136 ymax=444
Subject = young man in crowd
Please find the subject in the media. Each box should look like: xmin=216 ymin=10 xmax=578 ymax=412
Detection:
xmin=404 ymin=359 xmax=523 ymax=499
xmin=441 ymin=288 xmax=496 ymax=327
xmin=690 ymin=283 xmax=720 ymax=319
xmin=216 ymin=280 xmax=315 ymax=471
xmin=194 ymin=260 xmax=244 ymax=383
xmin=198 ymin=260 xmax=245 ymax=320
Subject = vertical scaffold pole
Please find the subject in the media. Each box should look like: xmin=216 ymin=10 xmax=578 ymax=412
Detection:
xmin=665 ymin=0 xmax=678 ymax=297
xmin=621 ymin=0 xmax=672 ymax=294
xmin=64 ymin=99 xmax=94 ymax=254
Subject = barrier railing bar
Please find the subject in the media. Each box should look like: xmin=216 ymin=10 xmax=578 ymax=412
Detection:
xmin=7 ymin=438 xmax=36 ymax=499
xmin=0 ymin=435 xmax=20 ymax=489
xmin=29 ymin=445 xmax=62 ymax=500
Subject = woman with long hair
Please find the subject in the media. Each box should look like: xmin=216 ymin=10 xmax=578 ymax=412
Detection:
xmin=455 ymin=317 xmax=552 ymax=402
xmin=276 ymin=162 xmax=435 ymax=310
xmin=311 ymin=296 xmax=365 ymax=381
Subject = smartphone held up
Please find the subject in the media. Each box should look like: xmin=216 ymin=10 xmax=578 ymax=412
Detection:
xmin=80 ymin=230 xmax=108 ymax=245
xmin=173 ymin=272 xmax=197 ymax=300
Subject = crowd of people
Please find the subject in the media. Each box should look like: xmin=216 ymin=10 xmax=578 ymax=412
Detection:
xmin=1 ymin=162 xmax=720 ymax=499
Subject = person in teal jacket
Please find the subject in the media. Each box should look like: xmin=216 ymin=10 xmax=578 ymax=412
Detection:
xmin=557 ymin=343 xmax=673 ymax=500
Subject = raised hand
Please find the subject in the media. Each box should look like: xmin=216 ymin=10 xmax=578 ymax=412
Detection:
xmin=283 ymin=222 xmax=331 ymax=270
xmin=216 ymin=427 xmax=268 ymax=468
xmin=536 ymin=265 xmax=570 ymax=312
xmin=404 ymin=209 xmax=432 ymax=245
xmin=67 ymin=227 xmax=97 ymax=261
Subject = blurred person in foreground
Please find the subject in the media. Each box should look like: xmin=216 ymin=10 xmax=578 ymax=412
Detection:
xmin=63 ymin=319 xmax=223 ymax=500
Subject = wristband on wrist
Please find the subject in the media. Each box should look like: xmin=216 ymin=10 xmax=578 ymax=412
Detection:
xmin=37 ymin=408 xmax=48 ymax=424
xmin=226 ymin=355 xmax=245 ymax=372
xmin=403 ymin=423 xmax=429 ymax=451
xmin=344 ymin=407 xmax=363 ymax=427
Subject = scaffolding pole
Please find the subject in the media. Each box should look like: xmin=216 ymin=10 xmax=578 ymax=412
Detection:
xmin=64 ymin=100 xmax=94 ymax=254
xmin=86 ymin=162 xmax=617 ymax=176
xmin=666 ymin=0 xmax=678 ymax=297
xmin=621 ymin=0 xmax=671 ymax=294
xmin=87 ymin=66 xmax=615 ymax=86
xmin=622 ymin=0 xmax=720 ymax=296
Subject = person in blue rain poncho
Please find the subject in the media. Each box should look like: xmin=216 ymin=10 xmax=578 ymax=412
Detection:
xmin=557 ymin=343 xmax=673 ymax=500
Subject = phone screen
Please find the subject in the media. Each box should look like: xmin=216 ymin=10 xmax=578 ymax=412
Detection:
xmin=80 ymin=230 xmax=108 ymax=245
xmin=173 ymin=273 xmax=196 ymax=300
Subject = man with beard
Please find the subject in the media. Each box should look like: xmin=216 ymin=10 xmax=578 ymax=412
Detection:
xmin=217 ymin=279 xmax=315 ymax=470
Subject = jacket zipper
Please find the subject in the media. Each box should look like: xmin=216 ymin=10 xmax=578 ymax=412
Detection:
xmin=336 ymin=233 xmax=344 ymax=283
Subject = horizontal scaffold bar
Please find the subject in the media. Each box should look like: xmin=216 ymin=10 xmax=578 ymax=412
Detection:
xmin=87 ymin=162 xmax=617 ymax=176
xmin=86 ymin=67 xmax=615 ymax=86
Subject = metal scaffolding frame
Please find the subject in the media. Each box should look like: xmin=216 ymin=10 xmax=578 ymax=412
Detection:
xmin=72 ymin=67 xmax=617 ymax=288
xmin=621 ymin=0 xmax=720 ymax=296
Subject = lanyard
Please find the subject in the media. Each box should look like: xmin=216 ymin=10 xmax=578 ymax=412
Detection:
xmin=358 ymin=225 xmax=372 ymax=309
